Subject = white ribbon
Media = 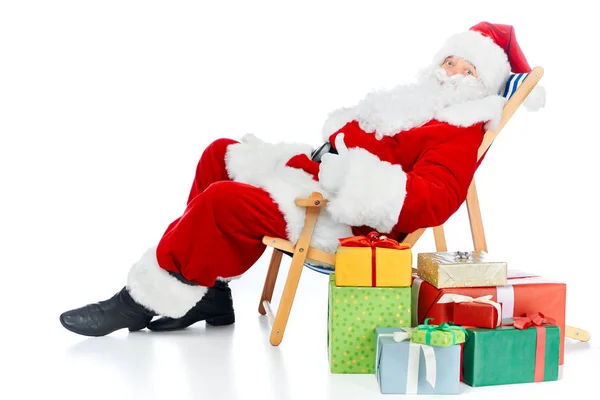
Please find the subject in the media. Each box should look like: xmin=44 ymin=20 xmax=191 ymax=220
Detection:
xmin=496 ymin=285 xmax=515 ymax=320
xmin=437 ymin=293 xmax=502 ymax=327
xmin=375 ymin=328 xmax=437 ymax=394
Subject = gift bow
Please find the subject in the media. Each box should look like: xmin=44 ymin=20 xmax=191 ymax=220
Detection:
xmin=437 ymin=293 xmax=502 ymax=327
xmin=375 ymin=329 xmax=437 ymax=394
xmin=339 ymin=231 xmax=410 ymax=250
xmin=510 ymin=312 xmax=556 ymax=330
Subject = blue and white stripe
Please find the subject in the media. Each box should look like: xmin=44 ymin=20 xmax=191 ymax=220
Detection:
xmin=304 ymin=260 xmax=335 ymax=275
xmin=501 ymin=73 xmax=529 ymax=99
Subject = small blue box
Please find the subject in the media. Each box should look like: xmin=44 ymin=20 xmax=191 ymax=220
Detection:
xmin=375 ymin=327 xmax=461 ymax=395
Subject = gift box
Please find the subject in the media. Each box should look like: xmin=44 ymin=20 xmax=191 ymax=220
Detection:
xmin=410 ymin=318 xmax=466 ymax=347
xmin=335 ymin=232 xmax=412 ymax=287
xmin=417 ymin=250 xmax=507 ymax=288
xmin=462 ymin=313 xmax=560 ymax=386
xmin=328 ymin=274 xmax=411 ymax=373
xmin=438 ymin=294 xmax=502 ymax=329
xmin=411 ymin=273 xmax=567 ymax=364
xmin=375 ymin=327 xmax=461 ymax=394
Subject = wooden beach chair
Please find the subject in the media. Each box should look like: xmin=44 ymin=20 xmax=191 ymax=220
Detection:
xmin=257 ymin=66 xmax=591 ymax=346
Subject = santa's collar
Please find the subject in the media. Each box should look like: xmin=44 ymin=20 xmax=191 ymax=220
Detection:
xmin=321 ymin=94 xmax=507 ymax=141
xmin=434 ymin=95 xmax=507 ymax=132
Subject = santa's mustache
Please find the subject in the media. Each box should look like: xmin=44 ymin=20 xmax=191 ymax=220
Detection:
xmin=432 ymin=67 xmax=480 ymax=89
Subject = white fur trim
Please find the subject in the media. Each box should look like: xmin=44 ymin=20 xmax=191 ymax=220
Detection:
xmin=225 ymin=134 xmax=313 ymax=182
xmin=523 ymin=85 xmax=546 ymax=111
xmin=225 ymin=141 xmax=353 ymax=253
xmin=433 ymin=31 xmax=511 ymax=96
xmin=321 ymin=106 xmax=357 ymax=141
xmin=435 ymin=95 xmax=507 ymax=131
xmin=217 ymin=274 xmax=243 ymax=282
xmin=321 ymin=67 xmax=489 ymax=140
xmin=126 ymin=247 xmax=208 ymax=318
xmin=326 ymin=147 xmax=406 ymax=233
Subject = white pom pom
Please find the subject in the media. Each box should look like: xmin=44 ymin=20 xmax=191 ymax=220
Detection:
xmin=523 ymin=85 xmax=546 ymax=111
xmin=240 ymin=133 xmax=264 ymax=144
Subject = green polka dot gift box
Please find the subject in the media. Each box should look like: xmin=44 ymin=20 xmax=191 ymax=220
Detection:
xmin=328 ymin=274 xmax=411 ymax=374
xmin=410 ymin=318 xmax=467 ymax=347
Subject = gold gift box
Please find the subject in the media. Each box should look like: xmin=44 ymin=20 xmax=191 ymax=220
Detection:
xmin=417 ymin=251 xmax=507 ymax=288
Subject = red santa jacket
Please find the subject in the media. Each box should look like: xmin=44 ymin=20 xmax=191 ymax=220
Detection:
xmin=286 ymin=119 xmax=486 ymax=241
xmin=224 ymin=95 xmax=505 ymax=253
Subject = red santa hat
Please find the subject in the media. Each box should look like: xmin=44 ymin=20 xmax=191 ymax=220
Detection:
xmin=433 ymin=22 xmax=545 ymax=110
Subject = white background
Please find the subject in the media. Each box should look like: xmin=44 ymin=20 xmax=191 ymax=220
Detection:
xmin=1 ymin=1 xmax=599 ymax=399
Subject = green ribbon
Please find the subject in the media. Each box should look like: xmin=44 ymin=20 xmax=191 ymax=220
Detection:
xmin=416 ymin=318 xmax=468 ymax=345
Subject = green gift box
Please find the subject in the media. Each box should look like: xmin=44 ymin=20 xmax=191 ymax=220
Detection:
xmin=410 ymin=318 xmax=467 ymax=347
xmin=462 ymin=314 xmax=560 ymax=386
xmin=328 ymin=274 xmax=411 ymax=374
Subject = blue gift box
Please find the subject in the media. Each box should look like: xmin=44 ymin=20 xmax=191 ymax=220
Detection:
xmin=375 ymin=327 xmax=461 ymax=395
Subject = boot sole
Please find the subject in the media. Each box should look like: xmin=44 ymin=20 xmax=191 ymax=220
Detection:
xmin=206 ymin=313 xmax=235 ymax=327
xmin=148 ymin=313 xmax=235 ymax=332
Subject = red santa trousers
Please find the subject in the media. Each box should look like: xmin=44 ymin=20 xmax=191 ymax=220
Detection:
xmin=126 ymin=138 xmax=289 ymax=318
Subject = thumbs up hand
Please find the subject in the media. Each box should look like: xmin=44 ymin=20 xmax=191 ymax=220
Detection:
xmin=318 ymin=133 xmax=349 ymax=193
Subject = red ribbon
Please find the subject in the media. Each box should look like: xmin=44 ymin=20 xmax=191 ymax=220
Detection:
xmin=511 ymin=312 xmax=556 ymax=330
xmin=338 ymin=232 xmax=410 ymax=286
xmin=507 ymin=312 xmax=555 ymax=382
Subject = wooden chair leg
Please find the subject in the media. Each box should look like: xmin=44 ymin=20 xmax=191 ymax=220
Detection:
xmin=466 ymin=180 xmax=488 ymax=252
xmin=268 ymin=203 xmax=321 ymax=346
xmin=403 ymin=228 xmax=426 ymax=247
xmin=258 ymin=248 xmax=283 ymax=315
xmin=433 ymin=226 xmax=448 ymax=252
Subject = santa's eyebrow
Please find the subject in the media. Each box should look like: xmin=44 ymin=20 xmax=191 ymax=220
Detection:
xmin=462 ymin=59 xmax=476 ymax=69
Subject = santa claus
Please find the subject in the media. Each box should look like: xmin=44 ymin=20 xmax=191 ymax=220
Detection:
xmin=60 ymin=22 xmax=545 ymax=336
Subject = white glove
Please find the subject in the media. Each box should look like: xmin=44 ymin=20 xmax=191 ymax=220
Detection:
xmin=318 ymin=133 xmax=349 ymax=193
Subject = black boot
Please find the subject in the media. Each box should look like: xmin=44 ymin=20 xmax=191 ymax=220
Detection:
xmin=147 ymin=280 xmax=234 ymax=331
xmin=60 ymin=287 xmax=156 ymax=337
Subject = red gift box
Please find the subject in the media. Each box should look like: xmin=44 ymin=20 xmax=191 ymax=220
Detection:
xmin=437 ymin=293 xmax=502 ymax=329
xmin=411 ymin=273 xmax=567 ymax=365
xmin=453 ymin=303 xmax=499 ymax=329
xmin=454 ymin=302 xmax=499 ymax=329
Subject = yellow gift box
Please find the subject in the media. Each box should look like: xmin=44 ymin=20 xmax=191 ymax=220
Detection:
xmin=334 ymin=233 xmax=412 ymax=287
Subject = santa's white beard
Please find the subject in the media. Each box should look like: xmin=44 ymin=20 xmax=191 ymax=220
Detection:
xmin=353 ymin=67 xmax=488 ymax=139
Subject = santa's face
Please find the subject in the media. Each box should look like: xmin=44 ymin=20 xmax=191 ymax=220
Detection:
xmin=440 ymin=56 xmax=478 ymax=78
xmin=428 ymin=58 xmax=485 ymax=101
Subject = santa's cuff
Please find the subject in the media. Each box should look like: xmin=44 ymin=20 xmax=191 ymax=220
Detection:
xmin=127 ymin=247 xmax=208 ymax=318
xmin=225 ymin=135 xmax=313 ymax=181
xmin=326 ymin=148 xmax=406 ymax=233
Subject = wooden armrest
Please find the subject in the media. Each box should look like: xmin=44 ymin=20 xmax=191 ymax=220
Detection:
xmin=565 ymin=326 xmax=591 ymax=342
xmin=294 ymin=192 xmax=327 ymax=207
xmin=263 ymin=236 xmax=336 ymax=266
